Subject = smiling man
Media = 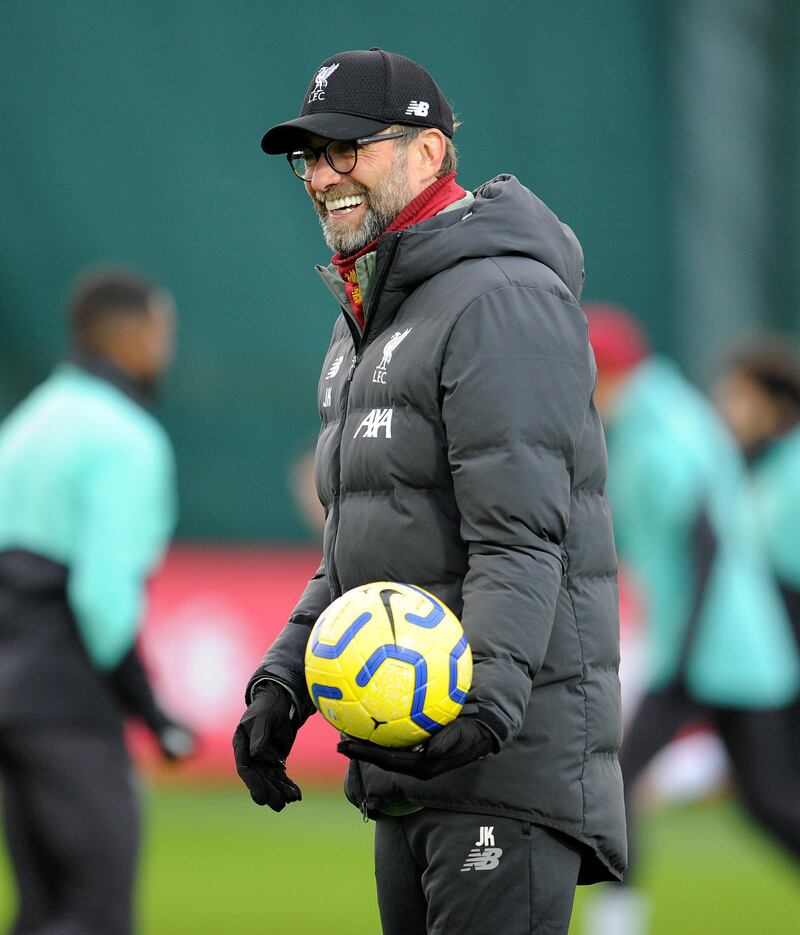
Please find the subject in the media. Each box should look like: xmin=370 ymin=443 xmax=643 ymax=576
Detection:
xmin=234 ymin=49 xmax=625 ymax=934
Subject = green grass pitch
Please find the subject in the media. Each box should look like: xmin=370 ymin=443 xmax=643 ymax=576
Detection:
xmin=1 ymin=786 xmax=799 ymax=933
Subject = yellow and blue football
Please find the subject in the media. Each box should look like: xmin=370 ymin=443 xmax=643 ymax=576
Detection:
xmin=304 ymin=582 xmax=472 ymax=748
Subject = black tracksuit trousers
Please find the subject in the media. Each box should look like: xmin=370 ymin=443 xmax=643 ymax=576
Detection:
xmin=0 ymin=727 xmax=139 ymax=935
xmin=374 ymin=807 xmax=583 ymax=935
xmin=621 ymin=683 xmax=800 ymax=883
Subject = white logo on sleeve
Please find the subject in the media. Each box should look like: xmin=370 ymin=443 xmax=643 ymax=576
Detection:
xmin=326 ymin=356 xmax=344 ymax=379
xmin=405 ymin=100 xmax=430 ymax=117
xmin=308 ymin=63 xmax=339 ymax=103
xmin=460 ymin=826 xmax=503 ymax=871
xmin=373 ymin=328 xmax=411 ymax=384
xmin=323 ymin=387 xmax=332 ymax=408
xmin=353 ymin=408 xmax=393 ymax=439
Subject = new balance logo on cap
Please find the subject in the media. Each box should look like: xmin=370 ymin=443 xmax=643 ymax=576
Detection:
xmin=405 ymin=100 xmax=430 ymax=116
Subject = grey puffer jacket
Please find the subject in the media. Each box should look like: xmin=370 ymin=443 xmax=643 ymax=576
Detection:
xmin=254 ymin=175 xmax=625 ymax=883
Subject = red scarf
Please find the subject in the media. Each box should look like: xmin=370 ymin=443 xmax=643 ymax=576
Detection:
xmin=330 ymin=173 xmax=466 ymax=328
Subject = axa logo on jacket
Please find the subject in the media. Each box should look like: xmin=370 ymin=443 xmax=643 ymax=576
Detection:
xmin=354 ymin=408 xmax=393 ymax=439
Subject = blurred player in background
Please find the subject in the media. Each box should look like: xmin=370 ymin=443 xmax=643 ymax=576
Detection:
xmin=234 ymin=48 xmax=625 ymax=934
xmin=714 ymin=337 xmax=800 ymax=759
xmin=584 ymin=304 xmax=800 ymax=935
xmin=289 ymin=446 xmax=326 ymax=541
xmin=0 ymin=269 xmax=194 ymax=935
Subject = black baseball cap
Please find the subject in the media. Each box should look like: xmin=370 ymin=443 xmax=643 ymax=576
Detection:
xmin=261 ymin=48 xmax=454 ymax=155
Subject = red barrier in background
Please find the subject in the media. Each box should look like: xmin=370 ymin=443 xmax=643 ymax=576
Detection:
xmin=133 ymin=545 xmax=348 ymax=783
xmin=133 ymin=545 xmax=645 ymax=785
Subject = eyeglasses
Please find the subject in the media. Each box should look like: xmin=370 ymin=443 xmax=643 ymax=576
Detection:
xmin=287 ymin=131 xmax=408 ymax=181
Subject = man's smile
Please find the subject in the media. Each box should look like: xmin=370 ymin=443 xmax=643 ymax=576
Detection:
xmin=316 ymin=191 xmax=366 ymax=218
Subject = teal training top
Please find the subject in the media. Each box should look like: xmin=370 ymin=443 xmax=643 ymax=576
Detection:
xmin=0 ymin=364 xmax=177 ymax=669
xmin=748 ymin=425 xmax=800 ymax=590
xmin=606 ymin=358 xmax=799 ymax=708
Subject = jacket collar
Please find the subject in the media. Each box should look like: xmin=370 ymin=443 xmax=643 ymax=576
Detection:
xmin=316 ymin=189 xmax=476 ymax=347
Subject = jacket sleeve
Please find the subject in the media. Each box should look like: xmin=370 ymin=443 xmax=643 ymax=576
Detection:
xmin=67 ymin=429 xmax=176 ymax=670
xmin=246 ymin=560 xmax=331 ymax=722
xmin=440 ymin=284 xmax=594 ymax=746
xmin=108 ymin=643 xmax=168 ymax=731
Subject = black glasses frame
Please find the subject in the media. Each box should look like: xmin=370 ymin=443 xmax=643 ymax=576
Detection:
xmin=287 ymin=131 xmax=408 ymax=181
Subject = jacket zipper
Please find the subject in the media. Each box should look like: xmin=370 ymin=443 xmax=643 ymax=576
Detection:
xmin=328 ymin=233 xmax=403 ymax=599
xmin=328 ymin=352 xmax=358 ymax=599
xmin=360 ymin=233 xmax=402 ymax=351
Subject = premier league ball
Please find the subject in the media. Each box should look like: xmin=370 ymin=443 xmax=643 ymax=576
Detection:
xmin=304 ymin=582 xmax=473 ymax=748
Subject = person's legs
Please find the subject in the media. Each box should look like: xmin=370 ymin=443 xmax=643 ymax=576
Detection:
xmin=396 ymin=809 xmax=581 ymax=935
xmin=618 ymin=684 xmax=703 ymax=883
xmin=1 ymin=741 xmax=55 ymax=933
xmin=715 ymin=706 xmax=800 ymax=862
xmin=584 ymin=684 xmax=704 ymax=935
xmin=374 ymin=813 xmax=428 ymax=935
xmin=0 ymin=727 xmax=140 ymax=935
xmin=525 ymin=824 xmax=583 ymax=935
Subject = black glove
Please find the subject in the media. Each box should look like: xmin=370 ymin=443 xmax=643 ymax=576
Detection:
xmin=232 ymin=681 xmax=302 ymax=811
xmin=151 ymin=715 xmax=196 ymax=761
xmin=108 ymin=646 xmax=196 ymax=761
xmin=337 ymin=717 xmax=497 ymax=780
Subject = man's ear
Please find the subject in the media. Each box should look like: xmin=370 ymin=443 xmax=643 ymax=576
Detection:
xmin=412 ymin=128 xmax=447 ymax=180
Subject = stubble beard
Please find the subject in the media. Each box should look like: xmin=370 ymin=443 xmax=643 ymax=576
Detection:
xmin=314 ymin=159 xmax=414 ymax=256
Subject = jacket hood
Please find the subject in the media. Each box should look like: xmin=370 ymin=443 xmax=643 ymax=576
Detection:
xmin=382 ymin=174 xmax=585 ymax=301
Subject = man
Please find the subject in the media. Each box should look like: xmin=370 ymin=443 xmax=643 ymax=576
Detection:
xmin=0 ymin=268 xmax=193 ymax=935
xmin=714 ymin=339 xmax=800 ymax=761
xmin=234 ymin=50 xmax=625 ymax=934
xmin=584 ymin=304 xmax=800 ymax=935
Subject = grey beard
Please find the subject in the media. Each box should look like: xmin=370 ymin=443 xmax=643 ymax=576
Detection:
xmin=318 ymin=162 xmax=414 ymax=256
xmin=319 ymin=203 xmax=395 ymax=255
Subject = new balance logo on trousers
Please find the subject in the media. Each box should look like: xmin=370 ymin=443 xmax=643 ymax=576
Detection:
xmin=374 ymin=810 xmax=582 ymax=932
xmin=460 ymin=826 xmax=503 ymax=871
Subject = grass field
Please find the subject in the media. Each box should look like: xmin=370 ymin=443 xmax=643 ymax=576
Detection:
xmin=2 ymin=785 xmax=800 ymax=933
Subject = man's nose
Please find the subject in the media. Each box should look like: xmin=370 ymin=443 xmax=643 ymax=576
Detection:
xmin=308 ymin=157 xmax=343 ymax=192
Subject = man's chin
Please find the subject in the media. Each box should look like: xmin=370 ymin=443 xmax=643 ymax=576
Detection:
xmin=322 ymin=216 xmax=374 ymax=256
xmin=324 ymin=202 xmax=367 ymax=231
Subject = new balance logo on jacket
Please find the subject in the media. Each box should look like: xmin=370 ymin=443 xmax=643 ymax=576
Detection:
xmin=326 ymin=356 xmax=344 ymax=379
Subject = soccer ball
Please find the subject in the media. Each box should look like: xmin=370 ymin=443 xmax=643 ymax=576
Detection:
xmin=304 ymin=582 xmax=473 ymax=748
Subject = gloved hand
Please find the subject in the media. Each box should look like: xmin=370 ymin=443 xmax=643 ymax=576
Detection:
xmin=106 ymin=646 xmax=197 ymax=761
xmin=232 ymin=681 xmax=302 ymax=811
xmin=151 ymin=715 xmax=196 ymax=761
xmin=337 ymin=716 xmax=497 ymax=780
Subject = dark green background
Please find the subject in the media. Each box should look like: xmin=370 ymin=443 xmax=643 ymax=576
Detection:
xmin=2 ymin=1 xmax=796 ymax=540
